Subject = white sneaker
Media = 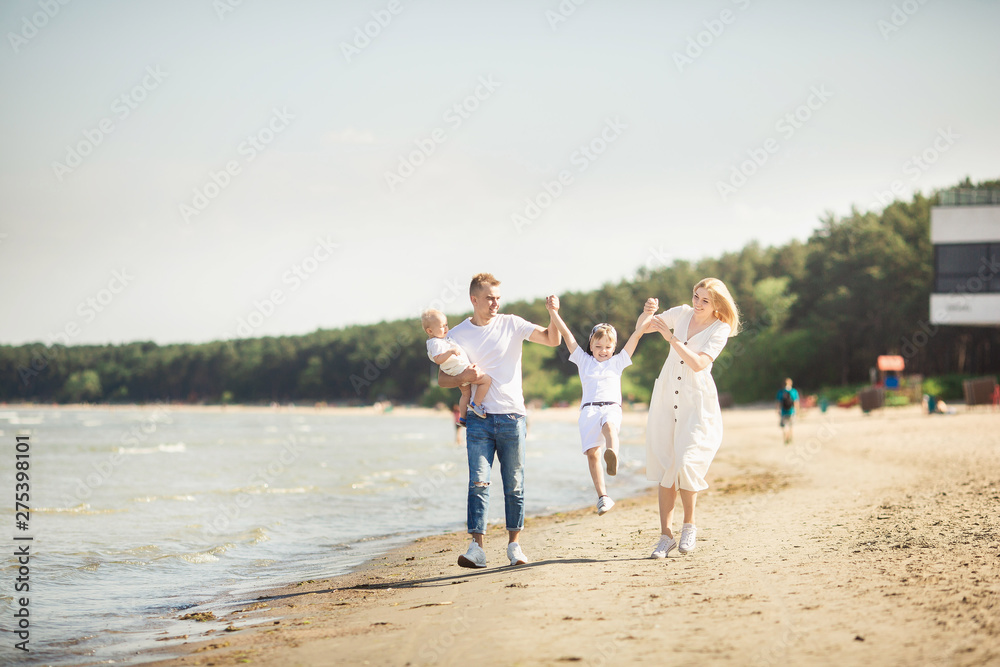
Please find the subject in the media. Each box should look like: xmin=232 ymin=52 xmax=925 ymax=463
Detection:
xmin=506 ymin=542 xmax=528 ymax=566
xmin=457 ymin=541 xmax=487 ymax=568
xmin=650 ymin=535 xmax=677 ymax=559
xmin=678 ymin=523 xmax=697 ymax=554
xmin=597 ymin=495 xmax=615 ymax=515
xmin=603 ymin=448 xmax=618 ymax=476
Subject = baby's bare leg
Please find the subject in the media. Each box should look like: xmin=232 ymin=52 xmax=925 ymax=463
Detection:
xmin=472 ymin=374 xmax=492 ymax=407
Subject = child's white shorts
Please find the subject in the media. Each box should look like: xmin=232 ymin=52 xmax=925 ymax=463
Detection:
xmin=440 ymin=355 xmax=471 ymax=386
xmin=578 ymin=403 xmax=622 ymax=452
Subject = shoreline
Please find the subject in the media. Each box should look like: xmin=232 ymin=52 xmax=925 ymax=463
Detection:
xmin=141 ymin=404 xmax=1000 ymax=666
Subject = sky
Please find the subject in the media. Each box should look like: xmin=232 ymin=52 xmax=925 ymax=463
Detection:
xmin=1 ymin=0 xmax=997 ymax=346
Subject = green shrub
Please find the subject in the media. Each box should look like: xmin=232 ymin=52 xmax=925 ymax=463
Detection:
xmin=922 ymin=374 xmax=975 ymax=401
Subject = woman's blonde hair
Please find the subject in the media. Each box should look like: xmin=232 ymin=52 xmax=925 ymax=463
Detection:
xmin=695 ymin=277 xmax=741 ymax=337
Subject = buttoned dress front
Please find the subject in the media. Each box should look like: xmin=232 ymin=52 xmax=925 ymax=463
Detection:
xmin=645 ymin=305 xmax=731 ymax=492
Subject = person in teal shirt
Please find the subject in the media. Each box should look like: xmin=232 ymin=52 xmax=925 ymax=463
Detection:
xmin=777 ymin=378 xmax=800 ymax=444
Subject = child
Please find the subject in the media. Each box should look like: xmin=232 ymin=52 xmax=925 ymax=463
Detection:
xmin=422 ymin=309 xmax=492 ymax=424
xmin=547 ymin=298 xmax=656 ymax=515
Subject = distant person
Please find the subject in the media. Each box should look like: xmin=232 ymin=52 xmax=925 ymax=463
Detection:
xmin=422 ymin=308 xmax=492 ymax=424
xmin=777 ymin=378 xmax=800 ymax=444
xmin=645 ymin=278 xmax=741 ymax=559
xmin=547 ymin=298 xmax=656 ymax=516
xmin=452 ymin=403 xmax=465 ymax=444
xmin=437 ymin=273 xmax=561 ymax=569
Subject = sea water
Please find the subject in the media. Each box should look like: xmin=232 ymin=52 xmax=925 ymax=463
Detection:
xmin=0 ymin=406 xmax=650 ymax=665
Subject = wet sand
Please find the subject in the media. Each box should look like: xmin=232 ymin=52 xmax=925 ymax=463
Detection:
xmin=143 ymin=404 xmax=1000 ymax=666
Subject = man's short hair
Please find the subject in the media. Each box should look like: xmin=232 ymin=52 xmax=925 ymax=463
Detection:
xmin=470 ymin=272 xmax=500 ymax=296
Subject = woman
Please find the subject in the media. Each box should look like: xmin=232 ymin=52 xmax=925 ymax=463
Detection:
xmin=645 ymin=278 xmax=740 ymax=558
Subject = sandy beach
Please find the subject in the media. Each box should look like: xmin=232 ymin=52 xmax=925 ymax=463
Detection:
xmin=142 ymin=404 xmax=1000 ymax=666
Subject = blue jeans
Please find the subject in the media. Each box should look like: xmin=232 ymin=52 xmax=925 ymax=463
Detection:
xmin=464 ymin=413 xmax=526 ymax=534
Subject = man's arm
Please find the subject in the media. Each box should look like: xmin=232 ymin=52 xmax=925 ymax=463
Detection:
xmin=526 ymin=295 xmax=562 ymax=347
xmin=438 ymin=366 xmax=482 ymax=388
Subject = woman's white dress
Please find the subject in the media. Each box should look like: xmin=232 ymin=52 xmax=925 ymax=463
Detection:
xmin=645 ymin=305 xmax=731 ymax=492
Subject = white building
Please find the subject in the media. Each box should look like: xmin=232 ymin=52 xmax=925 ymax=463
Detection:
xmin=930 ymin=189 xmax=1000 ymax=327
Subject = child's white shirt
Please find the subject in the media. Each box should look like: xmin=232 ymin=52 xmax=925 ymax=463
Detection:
xmin=568 ymin=346 xmax=631 ymax=405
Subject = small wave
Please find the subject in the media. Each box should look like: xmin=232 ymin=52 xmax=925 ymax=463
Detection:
xmin=132 ymin=494 xmax=198 ymax=503
xmin=81 ymin=419 xmax=103 ymax=427
xmin=33 ymin=504 xmax=125 ymax=515
xmin=7 ymin=415 xmax=43 ymax=425
xmin=118 ymin=442 xmax=187 ymax=455
xmin=209 ymin=485 xmax=316 ymax=497
xmin=121 ymin=545 xmax=162 ymax=557
xmin=177 ymin=552 xmax=220 ymax=564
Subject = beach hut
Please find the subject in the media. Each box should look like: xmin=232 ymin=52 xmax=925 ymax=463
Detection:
xmin=877 ymin=355 xmax=905 ymax=389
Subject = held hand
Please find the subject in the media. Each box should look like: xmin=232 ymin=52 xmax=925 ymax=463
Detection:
xmin=636 ymin=309 xmax=654 ymax=333
xmin=644 ymin=297 xmax=658 ymax=315
xmin=650 ymin=315 xmax=673 ymax=340
xmin=546 ymin=295 xmax=560 ymax=312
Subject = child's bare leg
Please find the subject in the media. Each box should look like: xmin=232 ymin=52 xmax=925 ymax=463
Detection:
xmin=472 ymin=374 xmax=492 ymax=407
xmin=458 ymin=384 xmax=472 ymax=420
xmin=602 ymin=421 xmax=619 ymax=476
xmin=586 ymin=446 xmax=607 ymax=497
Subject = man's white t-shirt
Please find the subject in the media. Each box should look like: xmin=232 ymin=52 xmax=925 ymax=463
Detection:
xmin=448 ymin=314 xmax=537 ymax=415
xmin=568 ymin=346 xmax=631 ymax=405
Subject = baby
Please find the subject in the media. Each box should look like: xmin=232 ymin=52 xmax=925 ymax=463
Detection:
xmin=421 ymin=308 xmax=492 ymax=424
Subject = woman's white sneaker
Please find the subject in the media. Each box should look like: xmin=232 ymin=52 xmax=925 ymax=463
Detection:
xmin=651 ymin=535 xmax=677 ymax=559
xmin=457 ymin=541 xmax=487 ymax=568
xmin=597 ymin=495 xmax=615 ymax=515
xmin=678 ymin=523 xmax=697 ymax=554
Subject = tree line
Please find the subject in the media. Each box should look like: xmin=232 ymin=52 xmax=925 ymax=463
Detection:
xmin=2 ymin=178 xmax=998 ymax=406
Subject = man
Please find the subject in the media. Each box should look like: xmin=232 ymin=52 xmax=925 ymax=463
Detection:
xmin=439 ymin=273 xmax=560 ymax=568
xmin=776 ymin=377 xmax=800 ymax=445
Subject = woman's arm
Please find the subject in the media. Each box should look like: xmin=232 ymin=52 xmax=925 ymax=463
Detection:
xmin=649 ymin=316 xmax=714 ymax=372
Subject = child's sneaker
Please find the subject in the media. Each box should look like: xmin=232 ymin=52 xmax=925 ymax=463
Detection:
xmin=597 ymin=495 xmax=615 ymax=515
xmin=469 ymin=402 xmax=486 ymax=418
xmin=604 ymin=448 xmax=618 ymax=476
